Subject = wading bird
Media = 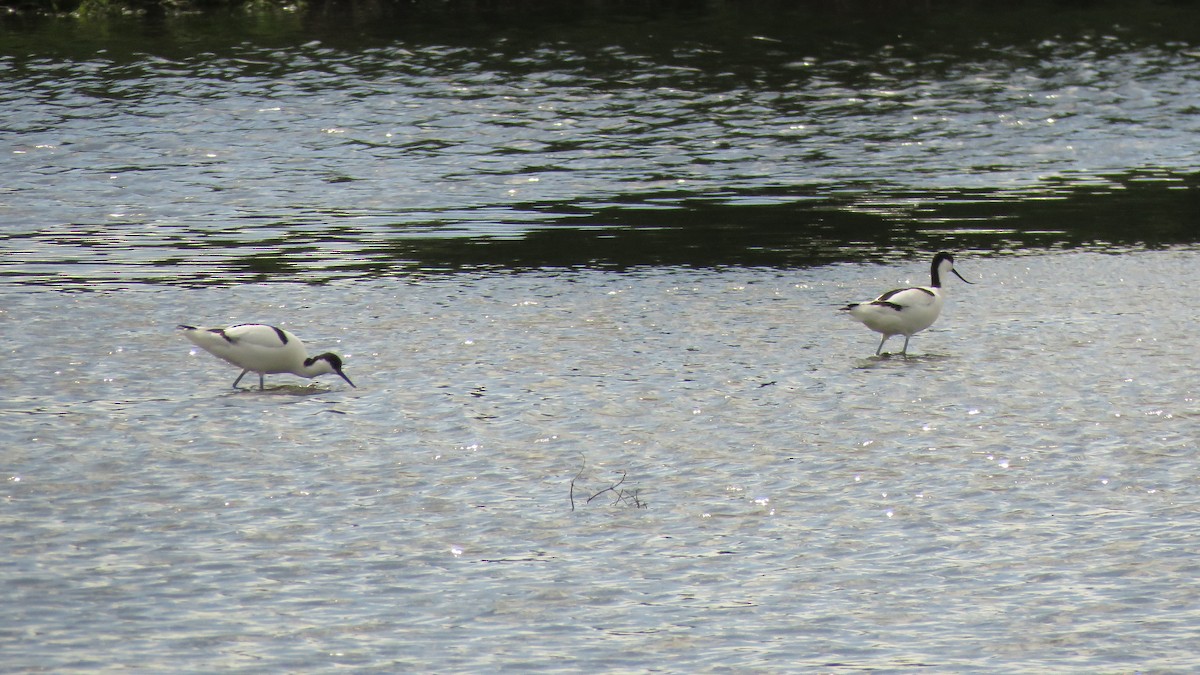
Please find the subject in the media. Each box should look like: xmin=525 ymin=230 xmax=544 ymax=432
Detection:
xmin=842 ymin=252 xmax=973 ymax=356
xmin=178 ymin=323 xmax=355 ymax=390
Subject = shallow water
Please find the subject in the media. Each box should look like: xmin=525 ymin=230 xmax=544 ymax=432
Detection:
xmin=3 ymin=1 xmax=1200 ymax=671
xmin=4 ymin=250 xmax=1200 ymax=671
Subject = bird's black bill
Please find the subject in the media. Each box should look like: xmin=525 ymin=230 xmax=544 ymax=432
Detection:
xmin=952 ymin=269 xmax=974 ymax=284
xmin=337 ymin=370 xmax=356 ymax=388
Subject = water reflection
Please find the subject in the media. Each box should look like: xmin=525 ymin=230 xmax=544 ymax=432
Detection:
xmin=2 ymin=2 xmax=1200 ymax=287
xmin=3 ymin=172 xmax=1197 ymax=287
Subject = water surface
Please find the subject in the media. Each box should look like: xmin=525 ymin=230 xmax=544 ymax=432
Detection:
xmin=3 ymin=2 xmax=1200 ymax=285
xmin=5 ymin=251 xmax=1200 ymax=671
xmin=2 ymin=2 xmax=1199 ymax=671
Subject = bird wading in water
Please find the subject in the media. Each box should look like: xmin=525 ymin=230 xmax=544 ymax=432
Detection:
xmin=842 ymin=252 xmax=973 ymax=356
xmin=178 ymin=323 xmax=355 ymax=389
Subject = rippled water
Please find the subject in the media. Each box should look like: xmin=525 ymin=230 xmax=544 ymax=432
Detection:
xmin=5 ymin=251 xmax=1200 ymax=671
xmin=3 ymin=2 xmax=1200 ymax=671
xmin=3 ymin=4 xmax=1200 ymax=284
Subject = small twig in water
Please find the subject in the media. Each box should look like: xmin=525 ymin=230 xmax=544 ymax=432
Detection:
xmin=571 ymin=467 xmax=647 ymax=510
xmin=569 ymin=465 xmax=586 ymax=512
xmin=586 ymin=470 xmax=627 ymax=505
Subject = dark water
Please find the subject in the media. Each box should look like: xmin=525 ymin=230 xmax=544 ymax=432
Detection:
xmin=3 ymin=2 xmax=1200 ymax=672
xmin=3 ymin=1 xmax=1200 ymax=285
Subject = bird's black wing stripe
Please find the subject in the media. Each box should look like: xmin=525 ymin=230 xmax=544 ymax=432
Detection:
xmin=270 ymin=326 xmax=289 ymax=345
xmin=877 ymin=287 xmax=935 ymax=302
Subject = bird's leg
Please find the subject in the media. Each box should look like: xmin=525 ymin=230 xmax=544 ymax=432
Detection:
xmin=232 ymin=370 xmax=248 ymax=388
xmin=258 ymin=373 xmax=265 ymax=390
xmin=875 ymin=335 xmax=889 ymax=355
xmin=901 ymin=335 xmax=911 ymax=356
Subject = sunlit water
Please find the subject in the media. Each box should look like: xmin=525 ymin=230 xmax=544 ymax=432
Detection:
xmin=3 ymin=3 xmax=1200 ymax=671
xmin=4 ymin=250 xmax=1199 ymax=671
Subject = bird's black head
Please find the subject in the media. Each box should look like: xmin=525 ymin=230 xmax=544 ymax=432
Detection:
xmin=931 ymin=251 xmax=973 ymax=287
xmin=306 ymin=352 xmax=356 ymax=388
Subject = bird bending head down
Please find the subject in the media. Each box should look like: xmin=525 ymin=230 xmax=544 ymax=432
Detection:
xmin=178 ymin=323 xmax=355 ymax=390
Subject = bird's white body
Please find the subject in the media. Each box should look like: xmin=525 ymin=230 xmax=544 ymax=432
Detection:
xmin=178 ymin=324 xmax=354 ymax=389
xmin=843 ymin=252 xmax=971 ymax=356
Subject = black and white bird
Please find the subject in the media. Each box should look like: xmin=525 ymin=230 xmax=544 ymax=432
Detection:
xmin=842 ymin=252 xmax=973 ymax=356
xmin=178 ymin=323 xmax=355 ymax=390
